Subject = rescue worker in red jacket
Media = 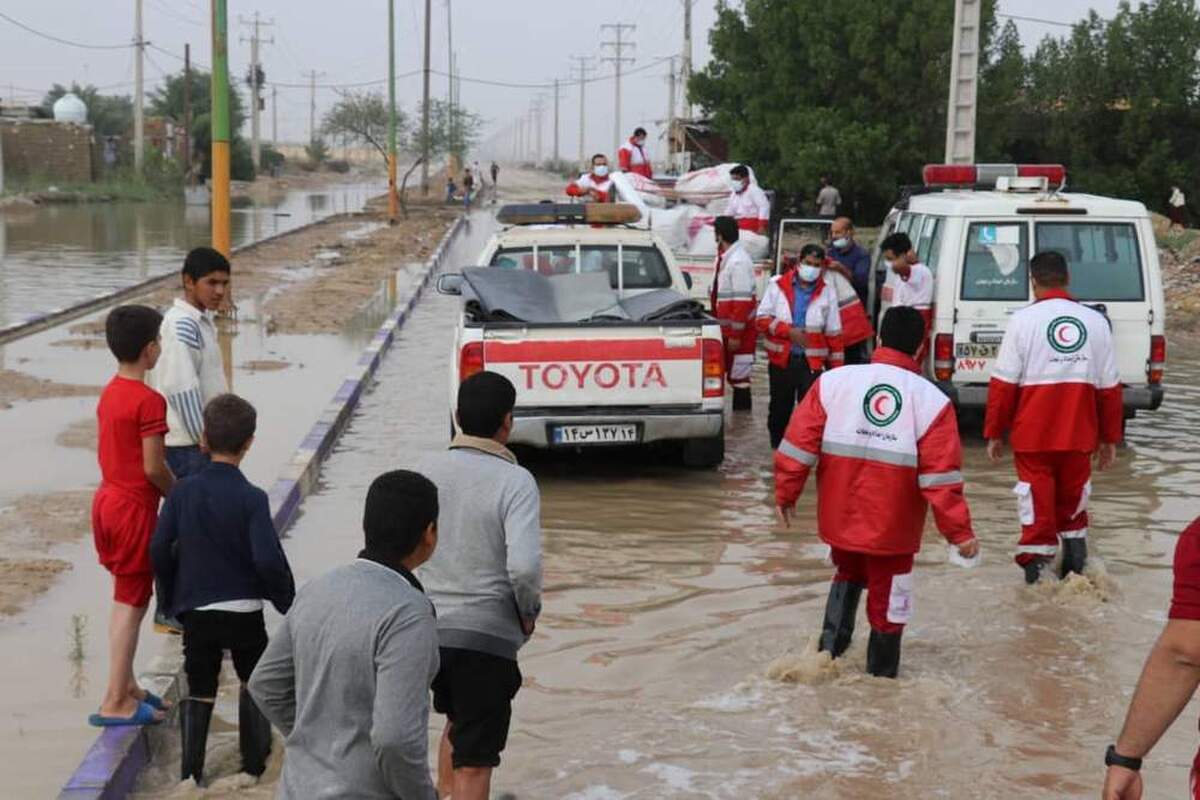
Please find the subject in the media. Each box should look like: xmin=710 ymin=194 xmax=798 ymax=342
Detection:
xmin=984 ymin=250 xmax=1122 ymax=584
xmin=756 ymin=244 xmax=844 ymax=449
xmin=711 ymin=216 xmax=757 ymax=411
xmin=726 ymin=164 xmax=770 ymax=235
xmin=566 ymin=154 xmax=614 ymax=202
xmin=617 ymin=127 xmax=653 ymax=179
xmin=775 ymin=306 xmax=979 ymax=678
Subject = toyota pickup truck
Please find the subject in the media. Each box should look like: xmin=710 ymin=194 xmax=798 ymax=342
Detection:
xmin=436 ymin=203 xmax=727 ymax=467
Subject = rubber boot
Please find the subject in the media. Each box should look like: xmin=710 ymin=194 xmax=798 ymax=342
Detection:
xmin=817 ymin=581 xmax=863 ymax=658
xmin=180 ymin=699 xmax=213 ymax=784
xmin=239 ymin=687 xmax=273 ymax=777
xmin=866 ymin=630 xmax=903 ymax=679
xmin=1023 ymin=556 xmax=1052 ymax=585
xmin=732 ymin=387 xmax=752 ymax=411
xmin=1060 ymin=538 xmax=1088 ymax=579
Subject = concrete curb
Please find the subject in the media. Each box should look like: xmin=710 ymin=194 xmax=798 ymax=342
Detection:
xmin=57 ymin=213 xmax=467 ymax=800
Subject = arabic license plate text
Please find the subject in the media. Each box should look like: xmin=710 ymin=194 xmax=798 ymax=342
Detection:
xmin=955 ymin=343 xmax=998 ymax=358
xmin=552 ymin=424 xmax=639 ymax=445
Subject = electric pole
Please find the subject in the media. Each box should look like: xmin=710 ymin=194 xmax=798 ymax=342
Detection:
xmin=387 ymin=0 xmax=398 ymax=222
xmin=531 ymin=95 xmax=545 ymax=165
xmin=303 ymin=70 xmax=324 ymax=143
xmin=239 ymin=12 xmax=274 ymax=170
xmin=570 ymin=56 xmax=595 ymax=169
xmin=681 ymin=0 xmax=694 ymax=120
xmin=211 ymin=0 xmax=231 ymax=258
xmin=271 ymin=84 xmax=277 ymax=145
xmin=420 ymin=0 xmax=431 ymax=193
xmin=552 ymin=78 xmax=560 ymax=166
xmin=600 ymin=23 xmax=635 ymax=154
xmin=666 ymin=55 xmax=675 ymax=165
xmin=945 ymin=0 xmax=981 ymax=164
xmin=183 ymin=43 xmax=192 ymax=177
xmin=134 ymin=0 xmax=144 ymax=172
xmin=445 ymin=0 xmax=455 ymax=172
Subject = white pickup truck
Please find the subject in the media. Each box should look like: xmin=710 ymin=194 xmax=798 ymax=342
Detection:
xmin=436 ymin=204 xmax=728 ymax=467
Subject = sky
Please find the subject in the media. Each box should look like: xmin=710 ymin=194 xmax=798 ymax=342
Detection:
xmin=0 ymin=0 xmax=1126 ymax=163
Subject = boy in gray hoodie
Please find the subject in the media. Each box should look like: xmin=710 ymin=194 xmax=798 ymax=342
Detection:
xmin=418 ymin=371 xmax=542 ymax=800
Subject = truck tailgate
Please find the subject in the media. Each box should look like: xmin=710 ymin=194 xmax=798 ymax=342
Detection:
xmin=482 ymin=326 xmax=708 ymax=407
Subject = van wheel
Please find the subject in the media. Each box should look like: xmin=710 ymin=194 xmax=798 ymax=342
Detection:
xmin=682 ymin=427 xmax=725 ymax=468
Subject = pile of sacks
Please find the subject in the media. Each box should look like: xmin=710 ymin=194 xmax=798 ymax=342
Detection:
xmin=636 ymin=163 xmax=768 ymax=259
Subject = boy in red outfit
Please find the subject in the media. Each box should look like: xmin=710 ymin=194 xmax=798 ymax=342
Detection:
xmin=89 ymin=305 xmax=176 ymax=726
xmin=775 ymin=307 xmax=978 ymax=677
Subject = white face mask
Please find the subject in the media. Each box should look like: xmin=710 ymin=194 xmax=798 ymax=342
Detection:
xmin=798 ymin=264 xmax=822 ymax=283
xmin=731 ymin=178 xmax=746 ymax=192
xmin=593 ymin=164 xmax=609 ymax=177
xmin=832 ymin=237 xmax=850 ymax=249
xmin=883 ymin=258 xmax=895 ymax=271
xmin=634 ymin=137 xmax=646 ymax=147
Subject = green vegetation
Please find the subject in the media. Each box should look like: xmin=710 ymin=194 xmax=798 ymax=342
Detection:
xmin=322 ymin=91 xmax=405 ymax=170
xmin=412 ymin=99 xmax=484 ymax=164
xmin=41 ymin=83 xmax=134 ymax=138
xmin=150 ymin=69 xmax=255 ymax=181
xmin=2 ymin=147 xmax=184 ymax=203
xmin=691 ymin=0 xmax=1200 ymax=220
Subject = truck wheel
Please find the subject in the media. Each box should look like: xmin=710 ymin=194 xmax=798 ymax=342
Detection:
xmin=682 ymin=427 xmax=725 ymax=469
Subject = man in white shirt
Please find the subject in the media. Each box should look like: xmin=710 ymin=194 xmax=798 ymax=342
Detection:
xmin=880 ymin=232 xmax=934 ymax=361
xmin=726 ymin=164 xmax=771 ymax=235
xmin=816 ymin=176 xmax=842 ymax=219
xmin=566 ymin=154 xmax=615 ymax=202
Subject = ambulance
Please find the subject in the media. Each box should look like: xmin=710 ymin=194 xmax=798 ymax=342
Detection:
xmin=874 ymin=164 xmax=1167 ymax=418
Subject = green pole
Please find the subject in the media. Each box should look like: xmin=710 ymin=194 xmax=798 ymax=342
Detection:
xmin=211 ymin=0 xmax=231 ymax=256
xmin=388 ymin=0 xmax=398 ymax=222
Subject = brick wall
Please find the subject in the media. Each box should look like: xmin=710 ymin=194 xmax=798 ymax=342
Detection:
xmin=0 ymin=119 xmax=94 ymax=184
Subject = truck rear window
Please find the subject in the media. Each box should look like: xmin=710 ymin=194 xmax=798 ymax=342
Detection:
xmin=961 ymin=222 xmax=1029 ymax=300
xmin=1035 ymin=222 xmax=1144 ymax=301
xmin=491 ymin=245 xmax=672 ymax=289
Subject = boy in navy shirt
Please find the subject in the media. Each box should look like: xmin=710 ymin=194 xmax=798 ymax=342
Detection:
xmin=151 ymin=393 xmax=295 ymax=785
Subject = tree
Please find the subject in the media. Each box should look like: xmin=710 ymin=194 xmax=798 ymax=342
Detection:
xmin=149 ymin=69 xmax=253 ymax=180
xmin=321 ymin=91 xmax=407 ymax=170
xmin=40 ymin=83 xmax=133 ymax=137
xmin=409 ymin=99 xmax=483 ymax=163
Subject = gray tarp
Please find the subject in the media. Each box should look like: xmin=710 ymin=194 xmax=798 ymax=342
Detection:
xmin=460 ymin=267 xmax=706 ymax=323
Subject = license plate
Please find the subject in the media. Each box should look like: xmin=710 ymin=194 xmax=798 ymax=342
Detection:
xmin=552 ymin=424 xmax=639 ymax=445
xmin=955 ymin=343 xmax=998 ymax=358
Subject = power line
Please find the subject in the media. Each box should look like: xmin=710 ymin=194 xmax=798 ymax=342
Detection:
xmin=0 ymin=10 xmax=134 ymax=49
xmin=996 ymin=12 xmax=1076 ymax=29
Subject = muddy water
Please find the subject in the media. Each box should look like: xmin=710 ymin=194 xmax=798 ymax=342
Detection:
xmin=125 ymin=206 xmax=1200 ymax=799
xmin=0 ymin=180 xmax=382 ymax=325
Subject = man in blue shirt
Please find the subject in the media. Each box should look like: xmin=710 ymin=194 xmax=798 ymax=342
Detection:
xmin=827 ymin=217 xmax=873 ymax=364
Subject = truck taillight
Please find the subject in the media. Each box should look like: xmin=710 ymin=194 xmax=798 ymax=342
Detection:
xmin=459 ymin=342 xmax=484 ymax=382
xmin=702 ymin=338 xmax=725 ymax=398
xmin=1149 ymin=335 xmax=1166 ymax=384
xmin=934 ymin=333 xmax=954 ymax=382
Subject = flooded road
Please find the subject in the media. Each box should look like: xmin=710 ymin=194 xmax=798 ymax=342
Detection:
xmin=128 ymin=204 xmax=1200 ymax=797
xmin=0 ymin=180 xmax=383 ymax=325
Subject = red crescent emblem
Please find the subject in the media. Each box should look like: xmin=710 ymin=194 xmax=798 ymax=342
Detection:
xmin=1055 ymin=324 xmax=1073 ymax=345
xmin=873 ymin=394 xmax=889 ymax=416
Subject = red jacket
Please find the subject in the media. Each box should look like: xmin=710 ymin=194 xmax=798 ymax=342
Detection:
xmin=983 ymin=288 xmax=1123 ymax=450
xmin=617 ymin=138 xmax=652 ymax=178
xmin=755 ymin=270 xmax=844 ymax=371
xmin=775 ymin=347 xmax=974 ymax=556
xmin=711 ymin=241 xmax=757 ymax=355
xmin=566 ymin=172 xmax=613 ymax=202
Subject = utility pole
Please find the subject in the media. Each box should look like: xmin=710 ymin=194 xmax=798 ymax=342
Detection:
xmin=271 ymin=84 xmax=277 ymax=144
xmin=552 ymin=78 xmax=560 ymax=166
xmin=183 ymin=43 xmax=192 ymax=177
xmin=420 ymin=0 xmax=431 ymax=193
xmin=666 ymin=55 xmax=675 ymax=165
xmin=303 ymin=70 xmax=324 ymax=143
xmin=387 ymin=0 xmax=398 ymax=222
xmin=445 ymin=0 xmax=455 ymax=173
xmin=531 ymin=95 xmax=545 ymax=165
xmin=570 ymin=56 xmax=595 ymax=170
xmin=945 ymin=0 xmax=981 ymax=164
xmin=211 ymin=0 xmax=231 ymax=258
xmin=600 ymin=23 xmax=636 ymax=154
xmin=239 ymin=12 xmax=274 ymax=170
xmin=134 ymin=0 xmax=144 ymax=173
xmin=681 ymin=0 xmax=694 ymax=119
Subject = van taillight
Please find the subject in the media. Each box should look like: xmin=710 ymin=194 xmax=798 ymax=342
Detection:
xmin=934 ymin=334 xmax=954 ymax=382
xmin=1149 ymin=335 xmax=1166 ymax=384
xmin=459 ymin=342 xmax=484 ymax=382
xmin=702 ymin=339 xmax=725 ymax=398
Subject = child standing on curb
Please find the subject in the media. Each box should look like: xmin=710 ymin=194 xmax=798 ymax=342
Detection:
xmin=89 ymin=305 xmax=176 ymax=727
xmin=151 ymin=393 xmax=295 ymax=786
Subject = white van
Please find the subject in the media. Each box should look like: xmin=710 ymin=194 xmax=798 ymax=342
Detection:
xmin=874 ymin=164 xmax=1167 ymax=417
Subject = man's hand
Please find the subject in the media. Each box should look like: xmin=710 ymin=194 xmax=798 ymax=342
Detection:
xmin=520 ymin=616 xmax=536 ymax=637
xmin=987 ymin=438 xmax=1005 ymax=463
xmin=1096 ymin=442 xmax=1118 ymax=471
xmin=1101 ymin=765 xmax=1142 ymax=800
xmin=776 ymin=504 xmax=794 ymax=528
xmin=788 ymin=328 xmax=806 ymax=345
xmin=956 ymin=537 xmax=980 ymax=559
xmin=827 ymin=261 xmax=853 ymax=281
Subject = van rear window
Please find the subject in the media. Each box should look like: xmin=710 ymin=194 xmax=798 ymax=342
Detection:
xmin=961 ymin=222 xmax=1029 ymax=300
xmin=491 ymin=245 xmax=671 ymax=289
xmin=1034 ymin=223 xmax=1144 ymax=301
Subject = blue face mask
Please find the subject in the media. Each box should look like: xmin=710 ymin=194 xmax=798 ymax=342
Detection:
xmin=593 ymin=164 xmax=609 ymax=177
xmin=832 ymin=237 xmax=850 ymax=249
xmin=798 ymin=264 xmax=822 ymax=283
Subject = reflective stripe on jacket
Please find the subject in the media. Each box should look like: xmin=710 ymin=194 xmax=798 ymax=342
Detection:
xmin=712 ymin=240 xmax=758 ymax=355
xmin=824 ymin=268 xmax=874 ymax=346
xmin=755 ymin=270 xmax=843 ymax=371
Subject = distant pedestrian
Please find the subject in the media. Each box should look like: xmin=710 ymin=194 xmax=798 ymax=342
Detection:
xmin=1101 ymin=516 xmax=1200 ymax=800
xmin=463 ymin=169 xmax=475 ymax=211
xmin=816 ymin=176 xmax=841 ymax=219
xmin=490 ymin=161 xmax=499 ymax=186
xmin=151 ymin=394 xmax=295 ymax=785
xmin=984 ymin=250 xmax=1122 ymax=584
xmin=88 ymin=305 xmax=175 ymax=728
xmin=775 ymin=306 xmax=978 ymax=678
xmin=446 ymin=175 xmax=458 ymax=205
xmin=618 ymin=126 xmax=653 ymax=178
xmin=1169 ymin=186 xmax=1187 ymax=231
xmin=418 ymin=371 xmax=542 ymax=800
xmin=249 ymin=470 xmax=441 ymax=799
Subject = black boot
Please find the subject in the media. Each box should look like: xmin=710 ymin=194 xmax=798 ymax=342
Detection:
xmin=1023 ymin=556 xmax=1052 ymax=585
xmin=866 ymin=630 xmax=903 ymax=679
xmin=180 ymin=699 xmax=213 ymax=784
xmin=1060 ymin=538 xmax=1088 ymax=578
xmin=818 ymin=581 xmax=863 ymax=658
xmin=239 ymin=687 xmax=273 ymax=777
xmin=732 ymin=387 xmax=752 ymax=411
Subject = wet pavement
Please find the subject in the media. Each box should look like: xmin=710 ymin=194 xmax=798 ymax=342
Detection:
xmin=129 ymin=215 xmax=1200 ymax=795
xmin=0 ymin=180 xmax=383 ymax=326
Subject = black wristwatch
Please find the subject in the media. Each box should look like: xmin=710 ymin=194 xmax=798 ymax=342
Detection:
xmin=1105 ymin=744 xmax=1143 ymax=772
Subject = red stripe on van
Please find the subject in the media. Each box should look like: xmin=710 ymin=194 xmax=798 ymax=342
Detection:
xmin=484 ymin=340 xmax=702 ymax=362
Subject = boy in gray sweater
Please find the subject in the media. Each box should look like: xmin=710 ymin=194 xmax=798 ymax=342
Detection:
xmin=418 ymin=371 xmax=542 ymax=800
xmin=248 ymin=471 xmax=440 ymax=799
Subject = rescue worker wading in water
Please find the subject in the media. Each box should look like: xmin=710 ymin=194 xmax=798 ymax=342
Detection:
xmin=774 ymin=307 xmax=979 ymax=678
xmin=711 ymin=216 xmax=757 ymax=411
xmin=756 ymin=244 xmax=844 ymax=449
xmin=566 ymin=154 xmax=614 ymax=202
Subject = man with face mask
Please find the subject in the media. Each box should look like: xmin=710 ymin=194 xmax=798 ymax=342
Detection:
xmin=826 ymin=217 xmax=875 ymax=365
xmin=566 ymin=154 xmax=614 ymax=202
xmin=828 ymin=217 xmax=871 ymax=305
xmin=880 ymin=232 xmax=934 ymax=361
xmin=755 ymin=244 xmax=844 ymax=448
xmin=711 ymin=216 xmax=758 ymax=411
xmin=617 ymin=127 xmax=653 ymax=179
xmin=726 ymin=164 xmax=771 ymax=234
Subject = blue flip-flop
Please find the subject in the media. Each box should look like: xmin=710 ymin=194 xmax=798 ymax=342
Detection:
xmin=140 ymin=691 xmax=168 ymax=711
xmin=88 ymin=701 xmax=163 ymax=727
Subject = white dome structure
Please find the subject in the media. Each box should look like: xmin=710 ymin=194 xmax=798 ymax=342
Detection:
xmin=52 ymin=92 xmax=87 ymax=124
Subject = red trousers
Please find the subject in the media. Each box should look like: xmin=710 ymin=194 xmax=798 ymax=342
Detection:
xmin=1012 ymin=450 xmax=1091 ymax=566
xmin=830 ymin=547 xmax=915 ymax=635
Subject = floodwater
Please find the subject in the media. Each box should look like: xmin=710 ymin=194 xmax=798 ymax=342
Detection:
xmin=0 ymin=180 xmax=383 ymax=325
xmin=131 ymin=228 xmax=1200 ymax=795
